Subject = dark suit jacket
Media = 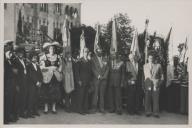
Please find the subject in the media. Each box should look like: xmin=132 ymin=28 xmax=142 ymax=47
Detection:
xmin=4 ymin=58 xmax=15 ymax=93
xmin=126 ymin=61 xmax=138 ymax=81
xmin=91 ymin=54 xmax=109 ymax=80
xmin=75 ymin=58 xmax=93 ymax=86
xmin=27 ymin=63 xmax=43 ymax=86
xmin=109 ymin=60 xmax=125 ymax=87
xmin=12 ymin=57 xmax=28 ymax=87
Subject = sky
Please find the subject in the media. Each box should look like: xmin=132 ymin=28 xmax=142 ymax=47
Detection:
xmin=81 ymin=0 xmax=192 ymax=56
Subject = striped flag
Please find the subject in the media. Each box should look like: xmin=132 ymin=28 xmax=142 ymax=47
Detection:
xmin=110 ymin=18 xmax=118 ymax=54
xmin=130 ymin=29 xmax=141 ymax=62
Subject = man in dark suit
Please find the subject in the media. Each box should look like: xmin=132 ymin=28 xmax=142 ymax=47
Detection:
xmin=144 ymin=53 xmax=164 ymax=118
xmin=27 ymin=51 xmax=43 ymax=118
xmin=126 ymin=53 xmax=141 ymax=115
xmin=75 ymin=48 xmax=93 ymax=114
xmin=90 ymin=48 xmax=109 ymax=113
xmin=13 ymin=47 xmax=29 ymax=118
xmin=108 ymin=52 xmax=124 ymax=115
xmin=4 ymin=41 xmax=19 ymax=123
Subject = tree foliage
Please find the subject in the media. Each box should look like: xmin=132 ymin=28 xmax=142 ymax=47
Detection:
xmin=100 ymin=13 xmax=134 ymax=57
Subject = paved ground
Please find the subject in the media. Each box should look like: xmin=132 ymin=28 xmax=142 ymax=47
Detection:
xmin=9 ymin=109 xmax=188 ymax=124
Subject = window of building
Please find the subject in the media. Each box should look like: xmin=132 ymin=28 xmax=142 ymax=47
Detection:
xmin=56 ymin=4 xmax=61 ymax=14
xmin=60 ymin=23 xmax=62 ymax=28
xmin=57 ymin=22 xmax=59 ymax=28
xmin=70 ymin=7 xmax=74 ymax=17
xmin=27 ymin=16 xmax=29 ymax=23
xmin=65 ymin=5 xmax=69 ymax=15
xmin=40 ymin=4 xmax=48 ymax=12
xmin=4 ymin=3 xmax=7 ymax=10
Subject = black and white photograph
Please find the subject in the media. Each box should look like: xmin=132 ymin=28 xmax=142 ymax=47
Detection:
xmin=1 ymin=0 xmax=191 ymax=126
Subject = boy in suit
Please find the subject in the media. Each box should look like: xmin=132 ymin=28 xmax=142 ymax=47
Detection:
xmin=27 ymin=51 xmax=43 ymax=117
xmin=143 ymin=53 xmax=164 ymax=118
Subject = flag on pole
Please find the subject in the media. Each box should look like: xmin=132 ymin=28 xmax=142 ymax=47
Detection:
xmin=94 ymin=24 xmax=101 ymax=53
xmin=17 ymin=9 xmax=23 ymax=35
xmin=130 ymin=29 xmax=141 ymax=62
xmin=165 ymin=27 xmax=174 ymax=87
xmin=166 ymin=27 xmax=173 ymax=64
xmin=144 ymin=19 xmax=149 ymax=64
xmin=61 ymin=19 xmax=74 ymax=94
xmin=110 ymin=18 xmax=118 ymax=54
xmin=62 ymin=19 xmax=70 ymax=48
xmin=183 ymin=37 xmax=188 ymax=63
xmin=16 ymin=9 xmax=23 ymax=45
xmin=79 ymin=30 xmax=86 ymax=58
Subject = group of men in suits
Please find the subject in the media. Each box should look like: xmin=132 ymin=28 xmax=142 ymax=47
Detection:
xmin=4 ymin=41 xmax=43 ymax=124
xmin=72 ymin=47 xmax=163 ymax=118
xmin=4 ymin=40 xmax=164 ymax=124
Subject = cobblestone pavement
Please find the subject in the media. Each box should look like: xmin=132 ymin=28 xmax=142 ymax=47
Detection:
xmin=9 ymin=109 xmax=188 ymax=124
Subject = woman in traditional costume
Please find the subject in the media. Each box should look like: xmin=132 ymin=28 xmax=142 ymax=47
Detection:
xmin=40 ymin=42 xmax=62 ymax=114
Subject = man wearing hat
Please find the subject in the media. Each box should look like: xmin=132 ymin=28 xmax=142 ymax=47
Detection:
xmin=27 ymin=50 xmax=43 ymax=117
xmin=108 ymin=50 xmax=124 ymax=115
xmin=13 ymin=46 xmax=29 ymax=118
xmin=4 ymin=40 xmax=19 ymax=123
xmin=90 ymin=48 xmax=109 ymax=113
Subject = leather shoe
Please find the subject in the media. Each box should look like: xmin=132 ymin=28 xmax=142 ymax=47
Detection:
xmin=154 ymin=114 xmax=160 ymax=118
xmin=146 ymin=113 xmax=151 ymax=117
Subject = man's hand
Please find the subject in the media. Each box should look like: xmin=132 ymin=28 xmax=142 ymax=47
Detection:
xmin=78 ymin=81 xmax=82 ymax=86
xmin=12 ymin=68 xmax=18 ymax=74
xmin=16 ymin=86 xmax=20 ymax=92
xmin=98 ymin=75 xmax=101 ymax=80
xmin=36 ymin=82 xmax=42 ymax=87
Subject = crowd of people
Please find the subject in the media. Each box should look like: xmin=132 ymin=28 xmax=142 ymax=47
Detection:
xmin=4 ymin=40 xmax=164 ymax=124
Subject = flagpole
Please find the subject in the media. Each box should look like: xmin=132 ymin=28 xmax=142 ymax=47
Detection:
xmin=144 ymin=19 xmax=149 ymax=64
xmin=183 ymin=37 xmax=188 ymax=63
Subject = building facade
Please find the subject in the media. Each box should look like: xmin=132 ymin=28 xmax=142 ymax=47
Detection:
xmin=4 ymin=3 xmax=81 ymax=45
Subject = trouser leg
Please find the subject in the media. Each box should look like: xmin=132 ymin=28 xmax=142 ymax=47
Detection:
xmin=127 ymin=85 xmax=136 ymax=113
xmin=145 ymin=90 xmax=152 ymax=115
xmin=153 ymin=90 xmax=160 ymax=115
xmin=99 ymin=80 xmax=107 ymax=111
xmin=108 ymin=86 xmax=115 ymax=111
xmin=92 ymin=81 xmax=99 ymax=109
xmin=83 ymin=86 xmax=89 ymax=112
xmin=115 ymin=87 xmax=122 ymax=112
